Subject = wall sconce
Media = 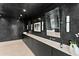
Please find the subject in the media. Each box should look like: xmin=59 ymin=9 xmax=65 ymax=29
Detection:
xmin=66 ymin=16 xmax=70 ymax=32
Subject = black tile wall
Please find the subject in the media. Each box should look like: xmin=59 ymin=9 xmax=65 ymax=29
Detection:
xmin=0 ymin=18 xmax=24 ymax=42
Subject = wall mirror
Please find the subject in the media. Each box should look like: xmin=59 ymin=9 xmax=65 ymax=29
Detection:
xmin=34 ymin=22 xmax=41 ymax=32
xmin=46 ymin=7 xmax=60 ymax=38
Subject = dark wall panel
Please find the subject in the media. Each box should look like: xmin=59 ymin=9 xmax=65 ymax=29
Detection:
xmin=0 ymin=18 xmax=24 ymax=42
xmin=23 ymin=36 xmax=51 ymax=56
xmin=61 ymin=4 xmax=79 ymax=45
xmin=51 ymin=48 xmax=70 ymax=56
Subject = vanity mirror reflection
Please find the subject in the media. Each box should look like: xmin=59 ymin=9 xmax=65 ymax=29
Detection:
xmin=45 ymin=7 xmax=60 ymax=38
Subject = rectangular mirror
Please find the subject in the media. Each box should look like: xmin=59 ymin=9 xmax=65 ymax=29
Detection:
xmin=34 ymin=22 xmax=41 ymax=32
xmin=46 ymin=7 xmax=60 ymax=38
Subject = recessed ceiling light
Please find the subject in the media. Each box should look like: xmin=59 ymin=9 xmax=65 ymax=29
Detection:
xmin=23 ymin=9 xmax=26 ymax=12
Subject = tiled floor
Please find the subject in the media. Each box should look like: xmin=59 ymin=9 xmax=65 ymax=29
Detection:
xmin=0 ymin=39 xmax=35 ymax=56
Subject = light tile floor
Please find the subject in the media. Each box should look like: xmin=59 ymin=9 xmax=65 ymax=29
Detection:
xmin=0 ymin=39 xmax=35 ymax=56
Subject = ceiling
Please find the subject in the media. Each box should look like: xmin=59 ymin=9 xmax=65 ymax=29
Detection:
xmin=0 ymin=3 xmax=60 ymax=22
